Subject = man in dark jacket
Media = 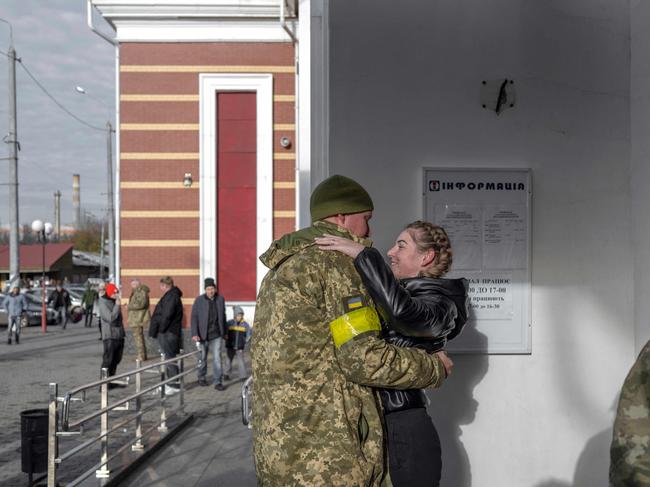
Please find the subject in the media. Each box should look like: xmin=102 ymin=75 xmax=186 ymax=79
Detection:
xmin=149 ymin=276 xmax=183 ymax=393
xmin=191 ymin=278 xmax=227 ymax=389
xmin=48 ymin=282 xmax=71 ymax=329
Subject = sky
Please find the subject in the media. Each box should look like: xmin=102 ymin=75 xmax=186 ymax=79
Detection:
xmin=0 ymin=1 xmax=115 ymax=227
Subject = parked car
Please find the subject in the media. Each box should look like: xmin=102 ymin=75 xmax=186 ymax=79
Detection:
xmin=0 ymin=290 xmax=57 ymax=327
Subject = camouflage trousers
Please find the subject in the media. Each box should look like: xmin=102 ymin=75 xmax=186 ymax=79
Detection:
xmin=131 ymin=325 xmax=148 ymax=361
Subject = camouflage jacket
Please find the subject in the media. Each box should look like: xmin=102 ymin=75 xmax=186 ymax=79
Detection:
xmin=610 ymin=340 xmax=650 ymax=486
xmin=251 ymin=221 xmax=446 ymax=487
xmin=127 ymin=284 xmax=151 ymax=327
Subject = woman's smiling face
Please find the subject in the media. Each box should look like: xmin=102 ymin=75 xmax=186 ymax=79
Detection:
xmin=386 ymin=230 xmax=433 ymax=279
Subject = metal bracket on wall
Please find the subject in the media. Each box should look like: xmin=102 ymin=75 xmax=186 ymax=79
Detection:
xmin=481 ymin=79 xmax=516 ymax=115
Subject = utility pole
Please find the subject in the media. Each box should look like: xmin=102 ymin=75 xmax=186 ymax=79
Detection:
xmin=106 ymin=122 xmax=115 ymax=280
xmin=99 ymin=220 xmax=105 ymax=280
xmin=7 ymin=43 xmax=20 ymax=288
xmin=54 ymin=191 xmax=61 ymax=240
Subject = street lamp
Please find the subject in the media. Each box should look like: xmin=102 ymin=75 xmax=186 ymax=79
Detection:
xmin=31 ymin=219 xmax=53 ymax=333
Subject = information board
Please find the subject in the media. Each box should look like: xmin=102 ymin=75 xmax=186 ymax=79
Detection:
xmin=423 ymin=168 xmax=532 ymax=354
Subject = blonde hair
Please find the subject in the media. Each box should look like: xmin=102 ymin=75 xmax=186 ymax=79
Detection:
xmin=405 ymin=220 xmax=453 ymax=278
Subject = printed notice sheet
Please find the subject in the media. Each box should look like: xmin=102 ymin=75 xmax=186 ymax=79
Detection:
xmin=423 ymin=168 xmax=531 ymax=353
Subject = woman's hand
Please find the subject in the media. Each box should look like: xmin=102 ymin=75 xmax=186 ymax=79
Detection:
xmin=435 ymin=350 xmax=453 ymax=377
xmin=315 ymin=234 xmax=364 ymax=258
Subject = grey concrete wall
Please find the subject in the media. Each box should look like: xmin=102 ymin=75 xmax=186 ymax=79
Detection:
xmin=328 ymin=0 xmax=632 ymax=485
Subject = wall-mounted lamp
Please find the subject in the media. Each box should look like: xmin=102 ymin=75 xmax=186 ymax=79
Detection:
xmin=183 ymin=173 xmax=193 ymax=188
xmin=280 ymin=136 xmax=292 ymax=149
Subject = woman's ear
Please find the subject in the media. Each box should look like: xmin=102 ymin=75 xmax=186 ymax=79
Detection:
xmin=421 ymin=249 xmax=436 ymax=269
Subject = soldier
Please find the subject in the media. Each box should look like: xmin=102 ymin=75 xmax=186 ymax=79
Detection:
xmin=81 ymin=282 xmax=98 ymax=328
xmin=610 ymin=340 xmax=650 ymax=486
xmin=252 ymin=175 xmax=451 ymax=487
xmin=127 ymin=278 xmax=150 ymax=361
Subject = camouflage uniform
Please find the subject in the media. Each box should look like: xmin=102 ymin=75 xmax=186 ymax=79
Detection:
xmin=610 ymin=340 xmax=650 ymax=486
xmin=127 ymin=284 xmax=150 ymax=361
xmin=252 ymin=221 xmax=446 ymax=487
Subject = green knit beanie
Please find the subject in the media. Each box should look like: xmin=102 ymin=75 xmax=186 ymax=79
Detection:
xmin=310 ymin=175 xmax=374 ymax=222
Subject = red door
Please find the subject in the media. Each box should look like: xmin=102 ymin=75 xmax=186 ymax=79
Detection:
xmin=217 ymin=92 xmax=257 ymax=301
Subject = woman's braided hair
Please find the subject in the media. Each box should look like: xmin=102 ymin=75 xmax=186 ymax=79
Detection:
xmin=405 ymin=220 xmax=453 ymax=278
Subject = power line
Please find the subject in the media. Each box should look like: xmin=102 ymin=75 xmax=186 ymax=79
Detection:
xmin=16 ymin=59 xmax=106 ymax=132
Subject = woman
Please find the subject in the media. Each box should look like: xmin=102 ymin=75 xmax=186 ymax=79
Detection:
xmin=316 ymin=220 xmax=469 ymax=487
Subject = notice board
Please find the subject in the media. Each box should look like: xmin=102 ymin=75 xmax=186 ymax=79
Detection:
xmin=423 ymin=168 xmax=532 ymax=354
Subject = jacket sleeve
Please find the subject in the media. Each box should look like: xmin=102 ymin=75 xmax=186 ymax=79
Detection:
xmin=354 ymin=247 xmax=457 ymax=339
xmin=190 ymin=300 xmax=199 ymax=337
xmin=148 ymin=308 xmax=160 ymax=338
xmin=219 ymin=296 xmax=227 ymax=336
xmin=335 ymin=333 xmax=445 ymax=389
xmin=64 ymin=292 xmax=71 ymax=307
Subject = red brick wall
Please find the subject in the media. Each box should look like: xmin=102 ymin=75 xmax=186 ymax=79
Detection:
xmin=119 ymin=42 xmax=296 ymax=324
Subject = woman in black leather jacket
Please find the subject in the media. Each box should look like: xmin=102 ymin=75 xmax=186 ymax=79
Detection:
xmin=316 ymin=220 xmax=469 ymax=487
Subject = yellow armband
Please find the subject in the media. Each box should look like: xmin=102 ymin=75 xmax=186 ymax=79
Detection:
xmin=329 ymin=306 xmax=381 ymax=348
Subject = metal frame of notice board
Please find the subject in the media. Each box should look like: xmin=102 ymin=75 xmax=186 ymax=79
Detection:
xmin=422 ymin=168 xmax=532 ymax=354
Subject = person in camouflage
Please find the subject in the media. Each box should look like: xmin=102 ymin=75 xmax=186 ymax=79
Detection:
xmin=610 ymin=340 xmax=650 ymax=486
xmin=252 ymin=175 xmax=451 ymax=487
xmin=127 ymin=278 xmax=150 ymax=361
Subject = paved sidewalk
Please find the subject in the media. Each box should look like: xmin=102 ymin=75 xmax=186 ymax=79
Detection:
xmin=0 ymin=322 xmax=256 ymax=486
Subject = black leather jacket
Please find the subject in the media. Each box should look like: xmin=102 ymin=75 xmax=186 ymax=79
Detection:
xmin=354 ymin=247 xmax=469 ymax=413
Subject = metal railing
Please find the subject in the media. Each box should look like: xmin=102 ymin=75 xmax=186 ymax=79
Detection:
xmin=47 ymin=349 xmax=199 ymax=487
xmin=241 ymin=376 xmax=253 ymax=428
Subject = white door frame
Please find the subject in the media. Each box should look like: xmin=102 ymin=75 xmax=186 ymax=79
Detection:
xmin=199 ymin=74 xmax=274 ymax=300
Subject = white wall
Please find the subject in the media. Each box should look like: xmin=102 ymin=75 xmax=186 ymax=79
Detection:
xmin=631 ymin=0 xmax=650 ymax=352
xmin=328 ymin=1 xmax=635 ymax=486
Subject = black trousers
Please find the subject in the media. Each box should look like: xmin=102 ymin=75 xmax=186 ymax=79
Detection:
xmin=385 ymin=407 xmax=442 ymax=487
xmin=158 ymin=331 xmax=180 ymax=386
xmin=101 ymin=338 xmax=124 ymax=377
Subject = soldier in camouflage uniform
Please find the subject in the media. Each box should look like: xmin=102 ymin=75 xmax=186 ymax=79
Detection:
xmin=252 ymin=175 xmax=449 ymax=487
xmin=127 ymin=278 xmax=150 ymax=361
xmin=610 ymin=340 xmax=650 ymax=486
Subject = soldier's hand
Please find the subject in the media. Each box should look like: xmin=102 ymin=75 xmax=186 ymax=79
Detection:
xmin=435 ymin=350 xmax=453 ymax=377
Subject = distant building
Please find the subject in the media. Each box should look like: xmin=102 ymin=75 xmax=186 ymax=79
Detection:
xmin=90 ymin=1 xmax=299 ymax=320
xmin=0 ymin=244 xmax=108 ymax=289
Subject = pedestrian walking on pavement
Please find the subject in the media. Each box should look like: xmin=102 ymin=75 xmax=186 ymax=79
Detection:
xmin=191 ymin=277 xmax=227 ymax=390
xmin=98 ymin=283 xmax=125 ymax=384
xmin=127 ymin=278 xmax=150 ymax=361
xmin=48 ymin=282 xmax=71 ymax=329
xmin=81 ymin=282 xmax=98 ymax=328
xmin=3 ymin=285 xmax=26 ymax=344
xmin=224 ymin=306 xmax=251 ymax=381
xmin=149 ymin=276 xmax=183 ymax=394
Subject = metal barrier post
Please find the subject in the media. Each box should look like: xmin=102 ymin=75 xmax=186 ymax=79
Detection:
xmin=132 ymin=359 xmax=144 ymax=451
xmin=95 ymin=368 xmax=110 ymax=478
xmin=178 ymin=353 xmax=185 ymax=413
xmin=47 ymin=383 xmax=58 ymax=487
xmin=158 ymin=354 xmax=168 ymax=433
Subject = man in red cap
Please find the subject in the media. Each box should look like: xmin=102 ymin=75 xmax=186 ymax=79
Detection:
xmin=98 ymin=283 xmax=125 ymax=385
